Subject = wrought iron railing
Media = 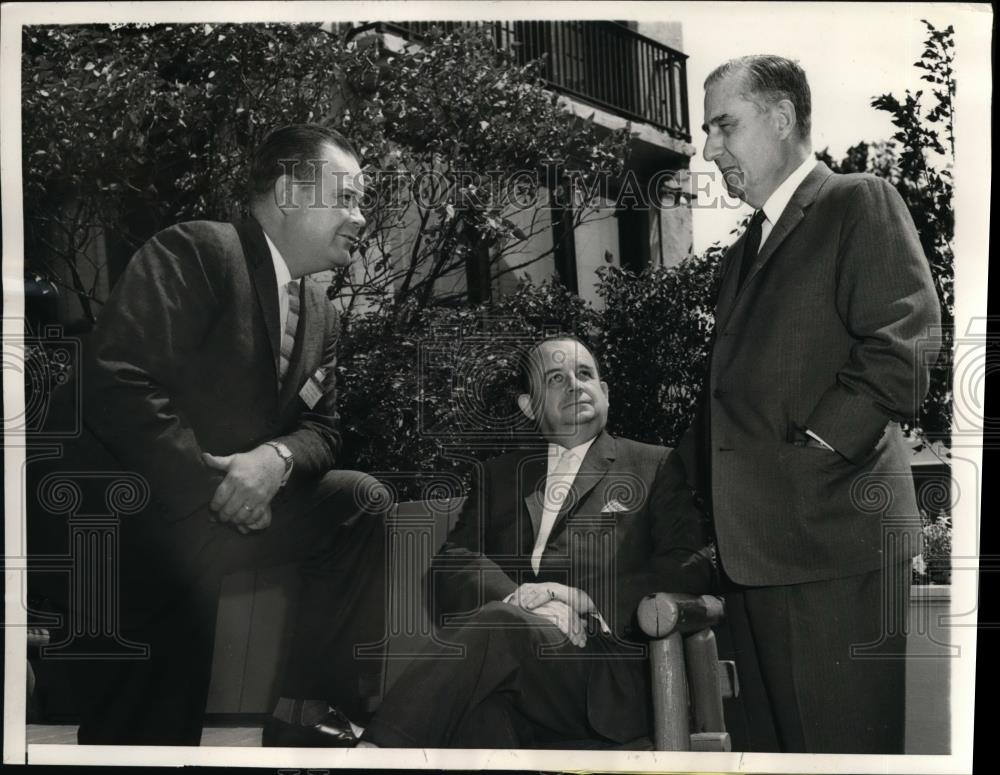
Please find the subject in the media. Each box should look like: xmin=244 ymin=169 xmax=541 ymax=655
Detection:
xmin=348 ymin=21 xmax=691 ymax=142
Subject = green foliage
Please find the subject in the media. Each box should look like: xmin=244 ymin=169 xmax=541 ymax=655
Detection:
xmin=816 ymin=19 xmax=954 ymax=444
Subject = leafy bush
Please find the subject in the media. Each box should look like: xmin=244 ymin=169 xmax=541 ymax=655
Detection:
xmin=334 ymin=260 xmax=721 ymax=498
xmin=912 ymin=511 xmax=952 ymax=585
xmin=594 ymin=248 xmax=724 ymax=447
xmin=335 ymin=282 xmax=600 ymax=499
xmin=22 ymin=22 xmax=628 ymax=322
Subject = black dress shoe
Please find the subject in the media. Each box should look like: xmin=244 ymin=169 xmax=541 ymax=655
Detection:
xmin=261 ymin=707 xmax=359 ymax=747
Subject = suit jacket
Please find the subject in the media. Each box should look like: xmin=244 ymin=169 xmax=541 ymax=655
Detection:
xmin=432 ymin=432 xmax=714 ymax=641
xmin=70 ymin=217 xmax=342 ymax=521
xmin=428 ymin=432 xmax=713 ymax=743
xmin=678 ymin=163 xmax=941 ymax=586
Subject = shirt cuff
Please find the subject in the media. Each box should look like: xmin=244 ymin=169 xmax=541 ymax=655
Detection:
xmin=805 ymin=429 xmax=836 ymax=452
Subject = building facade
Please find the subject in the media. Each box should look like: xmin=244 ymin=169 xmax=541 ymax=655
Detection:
xmin=344 ymin=20 xmax=696 ymax=310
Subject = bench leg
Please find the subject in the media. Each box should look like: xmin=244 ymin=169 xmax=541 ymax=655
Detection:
xmin=648 ymin=631 xmax=689 ymax=750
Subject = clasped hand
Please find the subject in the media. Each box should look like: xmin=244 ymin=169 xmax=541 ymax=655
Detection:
xmin=202 ymin=445 xmax=285 ymax=534
xmin=508 ymin=582 xmax=598 ymax=648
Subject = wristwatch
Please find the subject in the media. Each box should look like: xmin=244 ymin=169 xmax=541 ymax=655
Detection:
xmin=265 ymin=441 xmax=294 ymax=487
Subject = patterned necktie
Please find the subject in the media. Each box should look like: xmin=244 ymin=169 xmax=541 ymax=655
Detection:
xmin=737 ymin=209 xmax=767 ymax=290
xmin=532 ymin=448 xmax=577 ymax=575
xmin=278 ymin=280 xmax=300 ymax=389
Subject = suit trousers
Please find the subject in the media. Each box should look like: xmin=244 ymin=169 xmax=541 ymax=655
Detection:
xmin=28 ymin=467 xmax=389 ymax=745
xmin=364 ymin=601 xmax=650 ymax=748
xmin=721 ymin=561 xmax=911 ymax=753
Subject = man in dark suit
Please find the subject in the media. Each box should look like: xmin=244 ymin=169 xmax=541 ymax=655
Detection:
xmin=360 ymin=336 xmax=714 ymax=748
xmin=680 ymin=55 xmax=941 ymax=753
xmin=28 ymin=124 xmax=388 ymax=746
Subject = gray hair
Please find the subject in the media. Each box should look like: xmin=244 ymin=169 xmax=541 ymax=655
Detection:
xmin=705 ymin=55 xmax=812 ymax=138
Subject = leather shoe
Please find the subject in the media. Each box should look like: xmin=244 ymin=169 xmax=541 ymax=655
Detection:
xmin=261 ymin=707 xmax=359 ymax=747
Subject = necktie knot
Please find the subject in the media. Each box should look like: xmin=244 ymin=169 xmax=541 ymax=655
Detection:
xmin=555 ymin=447 xmax=575 ymax=467
xmin=286 ymin=280 xmax=299 ymax=295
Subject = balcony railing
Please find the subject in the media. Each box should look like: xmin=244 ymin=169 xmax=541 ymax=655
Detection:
xmin=350 ymin=21 xmax=691 ymax=142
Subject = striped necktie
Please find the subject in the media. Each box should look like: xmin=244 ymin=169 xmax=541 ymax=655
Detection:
xmin=278 ymin=280 xmax=299 ymax=388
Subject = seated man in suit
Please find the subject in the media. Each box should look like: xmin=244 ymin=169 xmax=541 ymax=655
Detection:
xmin=360 ymin=335 xmax=714 ymax=748
xmin=27 ymin=124 xmax=388 ymax=746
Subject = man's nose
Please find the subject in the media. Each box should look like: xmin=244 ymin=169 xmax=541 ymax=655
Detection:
xmin=351 ymin=206 xmax=366 ymax=229
xmin=703 ymin=132 xmax=722 ymax=163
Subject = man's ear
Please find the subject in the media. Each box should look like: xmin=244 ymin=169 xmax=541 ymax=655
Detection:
xmin=773 ymin=98 xmax=797 ymax=140
xmin=273 ymin=175 xmax=296 ymax=212
xmin=516 ymin=393 xmax=535 ymax=422
xmin=600 ymin=380 xmax=609 ymax=400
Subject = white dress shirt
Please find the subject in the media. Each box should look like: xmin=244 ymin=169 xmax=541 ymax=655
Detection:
xmin=758 ymin=155 xmax=818 ymax=250
xmin=503 ymin=435 xmax=611 ymax=634
xmin=530 ymin=437 xmax=597 ymax=574
xmin=263 ymin=231 xmax=293 ymax=334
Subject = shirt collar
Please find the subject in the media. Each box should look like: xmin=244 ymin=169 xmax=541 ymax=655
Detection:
xmin=548 ymin=435 xmax=597 ymax=465
xmin=263 ymin=231 xmax=292 ymax=289
xmin=761 ymin=155 xmax=818 ymax=227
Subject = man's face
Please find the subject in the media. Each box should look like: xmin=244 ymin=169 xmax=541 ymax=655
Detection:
xmin=280 ymin=143 xmax=366 ymax=276
xmin=702 ymin=72 xmax=784 ymax=208
xmin=518 ymin=339 xmax=610 ymax=447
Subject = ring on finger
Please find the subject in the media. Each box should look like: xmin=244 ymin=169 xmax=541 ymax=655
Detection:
xmin=548 ymin=589 xmax=556 ymax=600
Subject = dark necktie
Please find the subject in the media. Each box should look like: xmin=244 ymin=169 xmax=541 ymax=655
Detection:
xmin=737 ymin=209 xmax=767 ymax=290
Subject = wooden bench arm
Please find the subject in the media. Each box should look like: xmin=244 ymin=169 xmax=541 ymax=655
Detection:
xmin=637 ymin=593 xmax=724 ymax=639
xmin=638 ymin=593 xmax=731 ymax=751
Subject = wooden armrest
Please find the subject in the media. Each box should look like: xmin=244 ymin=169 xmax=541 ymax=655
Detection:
xmin=637 ymin=593 xmax=724 ymax=639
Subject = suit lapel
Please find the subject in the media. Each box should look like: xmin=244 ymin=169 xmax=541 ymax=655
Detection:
xmin=234 ymin=218 xmax=281 ymax=381
xmin=550 ymin=432 xmax=616 ymax=540
xmin=520 ymin=449 xmax=548 ymax=549
xmin=714 ymin=239 xmax=744 ymax=331
xmin=716 ymin=162 xmax=834 ymax=330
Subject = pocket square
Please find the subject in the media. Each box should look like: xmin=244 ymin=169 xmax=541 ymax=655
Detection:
xmin=601 ymin=498 xmax=628 ymax=513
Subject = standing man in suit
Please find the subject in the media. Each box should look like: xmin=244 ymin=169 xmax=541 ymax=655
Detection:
xmin=361 ymin=336 xmax=714 ymax=747
xmin=28 ymin=124 xmax=388 ymax=746
xmin=681 ymin=56 xmax=941 ymax=753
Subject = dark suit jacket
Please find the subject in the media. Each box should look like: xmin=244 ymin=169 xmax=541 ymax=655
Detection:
xmin=71 ymin=217 xmax=342 ymax=521
xmin=679 ymin=163 xmax=941 ymax=586
xmin=428 ymin=432 xmax=713 ymax=742
xmin=432 ymin=432 xmax=714 ymax=641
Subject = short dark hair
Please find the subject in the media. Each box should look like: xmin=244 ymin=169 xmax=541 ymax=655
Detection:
xmin=705 ymin=55 xmax=812 ymax=138
xmin=247 ymin=124 xmax=361 ymax=200
xmin=516 ymin=334 xmax=602 ymax=396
